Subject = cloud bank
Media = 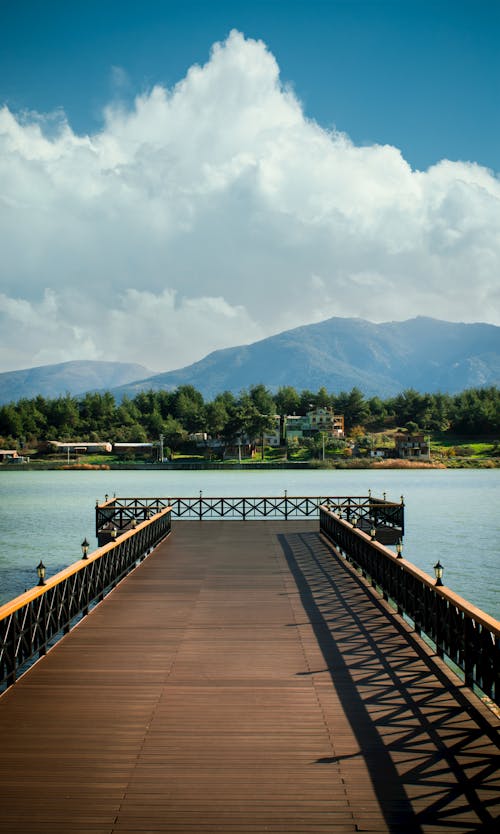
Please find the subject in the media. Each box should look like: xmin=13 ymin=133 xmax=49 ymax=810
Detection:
xmin=1 ymin=30 xmax=499 ymax=373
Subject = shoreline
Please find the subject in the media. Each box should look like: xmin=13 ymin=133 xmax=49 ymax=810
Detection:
xmin=2 ymin=459 xmax=498 ymax=472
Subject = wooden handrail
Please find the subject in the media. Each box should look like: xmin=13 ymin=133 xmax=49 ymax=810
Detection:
xmin=326 ymin=510 xmax=500 ymax=636
xmin=320 ymin=505 xmax=500 ymax=703
xmin=0 ymin=508 xmax=173 ymax=689
xmin=0 ymin=508 xmax=171 ymax=621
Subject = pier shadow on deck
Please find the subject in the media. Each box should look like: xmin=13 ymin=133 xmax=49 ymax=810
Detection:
xmin=280 ymin=529 xmax=500 ymax=832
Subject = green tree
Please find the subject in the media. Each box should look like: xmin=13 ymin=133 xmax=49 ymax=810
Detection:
xmin=316 ymin=387 xmax=331 ymax=408
xmin=79 ymin=392 xmax=116 ymax=435
xmin=0 ymin=404 xmax=23 ymax=439
xmin=172 ymin=386 xmax=206 ymax=433
xmin=205 ymin=397 xmax=229 ymax=437
xmin=298 ymin=389 xmax=318 ymax=414
xmin=334 ymin=388 xmax=369 ymax=430
xmin=46 ymin=395 xmax=80 ymax=437
xmin=275 ymin=386 xmax=300 ymax=416
xmin=366 ymin=396 xmax=387 ymax=424
xmin=162 ymin=415 xmax=187 ymax=452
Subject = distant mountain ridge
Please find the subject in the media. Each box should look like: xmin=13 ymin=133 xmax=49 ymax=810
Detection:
xmin=1 ymin=317 xmax=499 ymax=405
xmin=0 ymin=360 xmax=152 ymax=405
xmin=111 ymin=316 xmax=500 ymax=399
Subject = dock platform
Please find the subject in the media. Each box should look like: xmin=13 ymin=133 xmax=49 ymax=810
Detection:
xmin=0 ymin=520 xmax=498 ymax=833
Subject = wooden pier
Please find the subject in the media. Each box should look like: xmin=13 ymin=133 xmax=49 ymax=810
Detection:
xmin=0 ymin=519 xmax=499 ymax=833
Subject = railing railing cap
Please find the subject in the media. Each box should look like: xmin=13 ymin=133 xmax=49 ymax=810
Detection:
xmin=0 ymin=506 xmax=172 ymax=621
xmin=320 ymin=505 xmax=500 ymax=636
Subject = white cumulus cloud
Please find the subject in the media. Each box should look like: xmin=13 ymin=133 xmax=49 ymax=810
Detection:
xmin=0 ymin=29 xmax=499 ymax=374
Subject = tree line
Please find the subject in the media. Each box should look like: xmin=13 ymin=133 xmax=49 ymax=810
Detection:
xmin=0 ymin=384 xmax=499 ymax=450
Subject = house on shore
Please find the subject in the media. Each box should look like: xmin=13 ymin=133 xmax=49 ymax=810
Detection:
xmin=393 ymin=433 xmax=430 ymax=460
xmin=0 ymin=449 xmax=19 ymax=462
xmin=285 ymin=408 xmax=344 ymax=444
xmin=44 ymin=441 xmax=112 ymax=455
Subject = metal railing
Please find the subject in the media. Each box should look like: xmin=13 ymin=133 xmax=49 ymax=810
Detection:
xmin=96 ymin=494 xmax=404 ymax=532
xmin=320 ymin=506 xmax=500 ymax=705
xmin=0 ymin=508 xmax=172 ymax=690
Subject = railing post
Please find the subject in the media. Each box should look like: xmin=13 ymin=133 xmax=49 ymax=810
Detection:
xmin=435 ymin=593 xmax=444 ymax=658
xmin=6 ymin=613 xmax=18 ymax=687
xmin=39 ymin=594 xmax=47 ymax=657
xmin=464 ymin=617 xmax=475 ymax=687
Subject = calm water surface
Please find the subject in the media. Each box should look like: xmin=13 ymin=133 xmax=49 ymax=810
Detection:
xmin=0 ymin=469 xmax=498 ymax=618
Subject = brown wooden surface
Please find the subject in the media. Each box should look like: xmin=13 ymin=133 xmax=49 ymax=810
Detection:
xmin=0 ymin=521 xmax=498 ymax=833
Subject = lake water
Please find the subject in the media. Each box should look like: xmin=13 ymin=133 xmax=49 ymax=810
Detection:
xmin=0 ymin=469 xmax=498 ymax=619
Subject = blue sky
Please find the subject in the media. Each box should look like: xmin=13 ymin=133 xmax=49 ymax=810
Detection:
xmin=0 ymin=1 xmax=499 ymax=373
xmin=2 ymin=0 xmax=498 ymax=172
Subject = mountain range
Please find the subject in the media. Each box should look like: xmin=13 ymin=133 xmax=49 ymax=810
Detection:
xmin=111 ymin=316 xmax=500 ymax=400
xmin=0 ymin=317 xmax=499 ymax=405
xmin=0 ymin=360 xmax=151 ymax=406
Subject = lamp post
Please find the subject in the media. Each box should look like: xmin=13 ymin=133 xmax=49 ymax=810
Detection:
xmin=396 ymin=539 xmax=403 ymax=558
xmin=111 ymin=527 xmax=118 ymax=541
xmin=434 ymin=561 xmax=444 ymax=586
xmin=36 ymin=561 xmax=46 ymax=586
xmin=81 ymin=538 xmax=89 ymax=559
xmin=370 ymin=525 xmax=376 ymax=540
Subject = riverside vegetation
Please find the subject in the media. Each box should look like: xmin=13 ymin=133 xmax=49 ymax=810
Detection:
xmin=0 ymin=384 xmax=499 ymax=468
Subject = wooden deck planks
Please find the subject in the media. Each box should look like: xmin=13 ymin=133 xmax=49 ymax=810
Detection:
xmin=0 ymin=520 xmax=498 ymax=833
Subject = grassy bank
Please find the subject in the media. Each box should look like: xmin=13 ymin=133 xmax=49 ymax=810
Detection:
xmin=3 ymin=457 xmax=498 ymax=471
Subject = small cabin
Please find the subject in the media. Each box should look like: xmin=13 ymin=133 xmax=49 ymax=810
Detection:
xmin=393 ymin=433 xmax=430 ymax=459
xmin=45 ymin=441 xmax=112 ymax=454
xmin=0 ymin=449 xmax=19 ymax=462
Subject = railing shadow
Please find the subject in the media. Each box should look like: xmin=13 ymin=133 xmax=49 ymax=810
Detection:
xmin=278 ymin=531 xmax=500 ymax=833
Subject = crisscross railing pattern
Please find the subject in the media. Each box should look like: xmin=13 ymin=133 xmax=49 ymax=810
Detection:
xmin=319 ymin=506 xmax=500 ymax=705
xmin=97 ymin=494 xmax=404 ymax=532
xmin=0 ymin=508 xmax=172 ymax=690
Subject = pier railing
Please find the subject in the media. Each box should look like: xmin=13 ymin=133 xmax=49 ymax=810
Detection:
xmin=0 ymin=508 xmax=172 ymax=690
xmin=96 ymin=494 xmax=404 ymax=542
xmin=320 ymin=506 xmax=500 ymax=705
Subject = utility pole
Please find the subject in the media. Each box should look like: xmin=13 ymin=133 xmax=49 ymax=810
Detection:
xmin=159 ymin=434 xmax=164 ymax=463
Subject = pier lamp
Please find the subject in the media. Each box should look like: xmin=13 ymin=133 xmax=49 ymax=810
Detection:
xmin=131 ymin=518 xmax=137 ymax=529
xmin=81 ymin=538 xmax=90 ymax=559
xmin=352 ymin=515 xmax=358 ymax=528
xmin=111 ymin=527 xmax=118 ymax=540
xmin=396 ymin=540 xmax=403 ymax=559
xmin=104 ymin=493 xmax=109 ymax=503
xmin=433 ymin=561 xmax=444 ymax=586
xmin=370 ymin=525 xmax=376 ymax=540
xmin=36 ymin=561 xmax=46 ymax=586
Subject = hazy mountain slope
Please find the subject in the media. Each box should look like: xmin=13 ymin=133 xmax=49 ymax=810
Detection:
xmin=2 ymin=318 xmax=497 ymax=405
xmin=0 ymin=360 xmax=152 ymax=405
xmin=111 ymin=317 xmax=500 ymax=399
